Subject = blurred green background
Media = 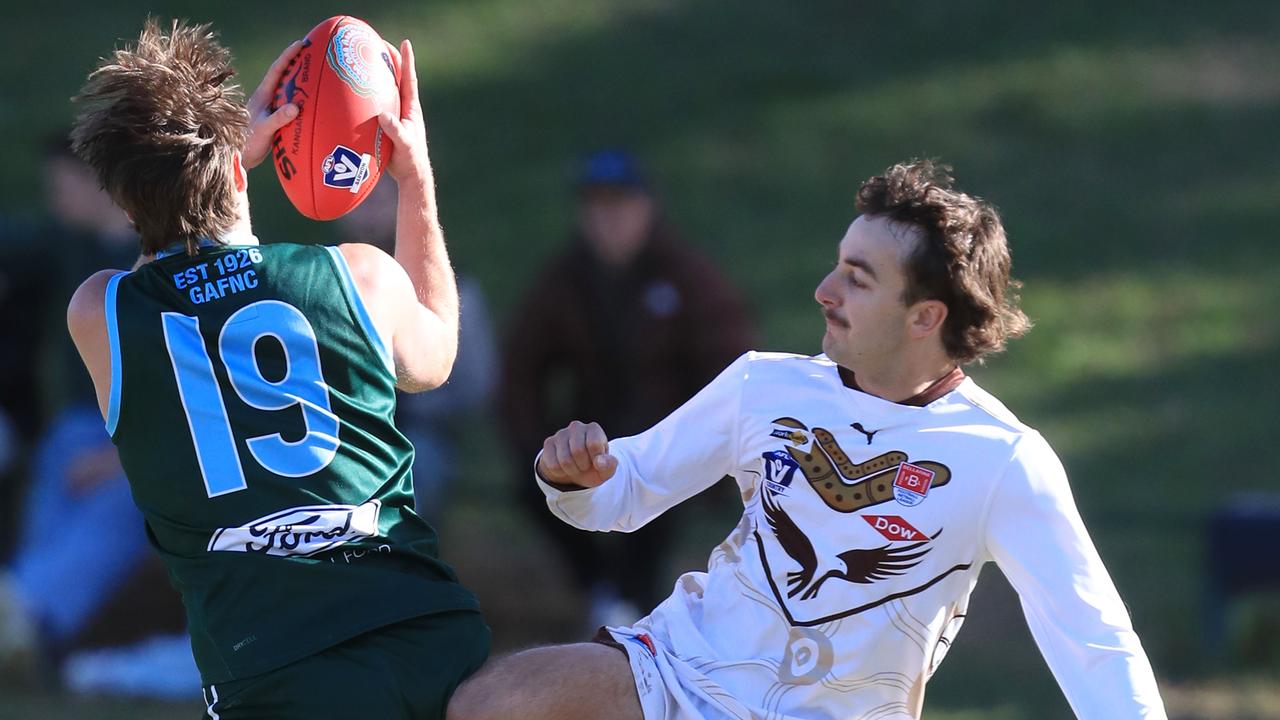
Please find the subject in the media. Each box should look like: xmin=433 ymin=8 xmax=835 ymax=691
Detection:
xmin=2 ymin=0 xmax=1278 ymax=717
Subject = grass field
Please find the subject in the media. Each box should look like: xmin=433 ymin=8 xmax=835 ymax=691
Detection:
xmin=2 ymin=0 xmax=1278 ymax=716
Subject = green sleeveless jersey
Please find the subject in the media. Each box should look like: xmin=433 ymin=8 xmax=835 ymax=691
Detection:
xmin=104 ymin=239 xmax=478 ymax=684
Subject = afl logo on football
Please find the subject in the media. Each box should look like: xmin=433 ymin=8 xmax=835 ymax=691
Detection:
xmin=322 ymin=145 xmax=371 ymax=194
xmin=327 ymin=24 xmax=385 ymax=97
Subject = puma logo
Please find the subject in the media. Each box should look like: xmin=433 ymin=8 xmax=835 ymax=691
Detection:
xmin=851 ymin=422 xmax=879 ymax=445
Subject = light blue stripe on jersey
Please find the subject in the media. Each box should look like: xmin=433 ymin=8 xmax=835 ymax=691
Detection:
xmin=323 ymin=246 xmax=394 ymax=375
xmin=155 ymin=237 xmax=219 ymax=259
xmin=104 ymin=272 xmax=128 ymax=436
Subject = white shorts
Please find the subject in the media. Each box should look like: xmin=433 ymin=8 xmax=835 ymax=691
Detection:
xmin=600 ymin=626 xmax=670 ymax=719
xmin=601 ymin=625 xmax=756 ymax=720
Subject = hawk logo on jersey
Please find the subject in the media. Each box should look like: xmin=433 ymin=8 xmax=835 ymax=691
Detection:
xmin=763 ymin=490 xmax=936 ymax=600
xmin=208 ymin=500 xmax=381 ymax=557
xmin=756 ymin=487 xmax=970 ymax=625
xmin=768 ymin=417 xmax=951 ymax=512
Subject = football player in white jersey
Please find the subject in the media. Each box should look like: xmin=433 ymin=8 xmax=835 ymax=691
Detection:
xmin=448 ymin=160 xmax=1166 ymax=719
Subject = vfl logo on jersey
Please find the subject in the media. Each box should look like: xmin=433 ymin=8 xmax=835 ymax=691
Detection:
xmin=322 ymin=145 xmax=371 ymax=193
xmin=762 ymin=450 xmax=800 ymax=495
xmin=893 ymin=462 xmax=935 ymax=507
xmin=208 ymin=500 xmax=381 ymax=557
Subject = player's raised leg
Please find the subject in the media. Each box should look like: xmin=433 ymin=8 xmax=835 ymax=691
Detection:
xmin=447 ymin=643 xmax=642 ymax=720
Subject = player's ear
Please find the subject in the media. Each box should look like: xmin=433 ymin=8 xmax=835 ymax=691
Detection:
xmin=232 ymin=152 xmax=248 ymax=193
xmin=907 ymin=299 xmax=947 ymax=339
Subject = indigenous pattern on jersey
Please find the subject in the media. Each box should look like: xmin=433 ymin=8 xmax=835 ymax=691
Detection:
xmin=106 ymin=238 xmax=477 ymax=684
xmin=540 ymin=352 xmax=1166 ymax=719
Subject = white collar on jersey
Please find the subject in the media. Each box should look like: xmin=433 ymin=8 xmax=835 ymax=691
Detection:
xmin=154 ymin=231 xmax=261 ymax=259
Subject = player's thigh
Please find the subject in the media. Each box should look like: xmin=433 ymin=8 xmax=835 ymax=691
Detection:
xmin=447 ymin=642 xmax=642 ymax=720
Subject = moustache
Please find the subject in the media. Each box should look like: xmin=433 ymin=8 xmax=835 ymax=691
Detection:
xmin=823 ymin=310 xmax=850 ymax=329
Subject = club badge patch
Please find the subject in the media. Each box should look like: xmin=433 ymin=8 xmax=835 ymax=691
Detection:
xmin=893 ymin=462 xmax=936 ymax=507
xmin=322 ymin=145 xmax=371 ymax=193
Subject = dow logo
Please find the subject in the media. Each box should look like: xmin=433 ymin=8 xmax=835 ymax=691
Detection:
xmin=862 ymin=515 xmax=927 ymax=543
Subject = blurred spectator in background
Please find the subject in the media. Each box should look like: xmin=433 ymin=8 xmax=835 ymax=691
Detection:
xmin=0 ymin=134 xmax=187 ymax=691
xmin=0 ymin=411 xmax=14 ymax=479
xmin=0 ymin=237 xmax=48 ymax=459
xmin=337 ymin=178 xmax=498 ymax=523
xmin=40 ymin=132 xmax=139 ymax=409
xmin=0 ymin=259 xmax=43 ymax=557
xmin=1 ymin=135 xmax=140 ymax=557
xmin=500 ymin=149 xmax=754 ymax=628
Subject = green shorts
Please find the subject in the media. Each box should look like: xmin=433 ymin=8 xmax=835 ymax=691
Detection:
xmin=200 ymin=611 xmax=490 ymax=720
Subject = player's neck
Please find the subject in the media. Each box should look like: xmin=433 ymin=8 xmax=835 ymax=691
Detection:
xmin=133 ymin=215 xmax=255 ymax=268
xmin=840 ymin=354 xmax=961 ymax=405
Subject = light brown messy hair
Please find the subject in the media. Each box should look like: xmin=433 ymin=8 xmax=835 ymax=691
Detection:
xmin=856 ymin=159 xmax=1031 ymax=364
xmin=72 ymin=18 xmax=249 ymax=256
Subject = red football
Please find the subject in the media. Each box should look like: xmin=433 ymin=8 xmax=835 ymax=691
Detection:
xmin=270 ymin=16 xmax=401 ymax=221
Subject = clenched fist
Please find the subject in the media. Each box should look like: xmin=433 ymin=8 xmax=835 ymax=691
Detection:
xmin=537 ymin=420 xmax=619 ymax=488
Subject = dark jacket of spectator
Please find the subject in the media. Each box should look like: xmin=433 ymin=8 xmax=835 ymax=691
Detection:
xmin=502 ymin=223 xmax=754 ymax=457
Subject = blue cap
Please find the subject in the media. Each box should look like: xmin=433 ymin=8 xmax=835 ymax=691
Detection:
xmin=578 ymin=148 xmax=647 ymax=189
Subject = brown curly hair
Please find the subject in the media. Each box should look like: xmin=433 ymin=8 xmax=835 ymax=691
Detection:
xmin=856 ymin=159 xmax=1031 ymax=364
xmin=71 ymin=18 xmax=249 ymax=256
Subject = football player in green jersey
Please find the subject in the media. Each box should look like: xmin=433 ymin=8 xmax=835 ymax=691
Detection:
xmin=65 ymin=19 xmax=488 ymax=719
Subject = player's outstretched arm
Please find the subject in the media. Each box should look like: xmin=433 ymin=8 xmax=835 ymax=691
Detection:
xmin=536 ymin=353 xmax=751 ymax=533
xmin=537 ymin=421 xmax=619 ymax=489
xmin=348 ymin=39 xmax=459 ymax=392
xmin=985 ymin=436 xmax=1167 ymax=718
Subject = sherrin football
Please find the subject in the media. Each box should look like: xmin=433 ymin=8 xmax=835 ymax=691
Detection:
xmin=271 ymin=16 xmax=401 ymax=221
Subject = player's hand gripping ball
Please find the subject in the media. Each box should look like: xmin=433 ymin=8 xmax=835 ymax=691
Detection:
xmin=270 ymin=16 xmax=401 ymax=220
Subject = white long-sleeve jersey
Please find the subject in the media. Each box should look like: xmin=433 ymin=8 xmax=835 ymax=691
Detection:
xmin=539 ymin=352 xmax=1166 ymax=719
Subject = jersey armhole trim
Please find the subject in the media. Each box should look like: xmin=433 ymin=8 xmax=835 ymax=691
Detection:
xmin=104 ymin=271 xmax=128 ymax=436
xmin=323 ymin=245 xmax=395 ymax=376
